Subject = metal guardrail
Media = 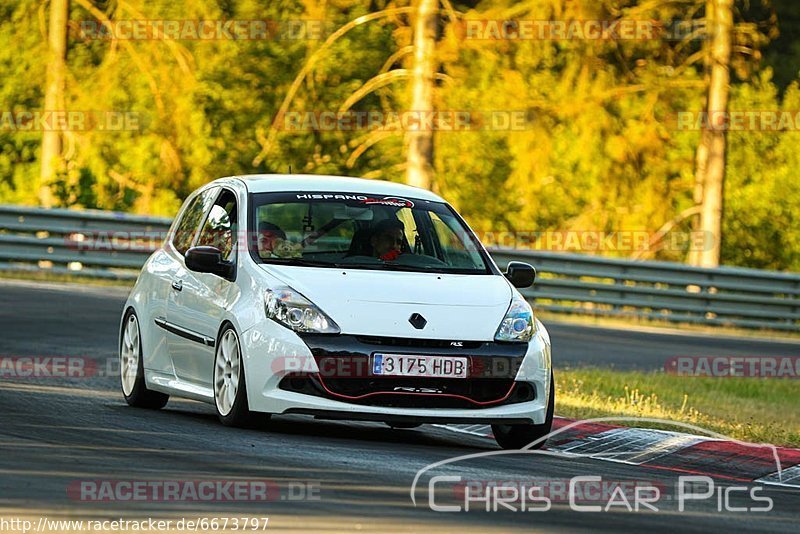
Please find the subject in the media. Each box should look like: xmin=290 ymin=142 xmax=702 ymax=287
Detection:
xmin=0 ymin=205 xmax=172 ymax=280
xmin=490 ymin=250 xmax=800 ymax=331
xmin=1 ymin=205 xmax=798 ymax=331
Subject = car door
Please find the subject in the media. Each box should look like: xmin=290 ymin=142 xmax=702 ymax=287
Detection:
xmin=160 ymin=186 xmax=219 ymax=382
xmin=166 ymin=187 xmax=240 ymax=387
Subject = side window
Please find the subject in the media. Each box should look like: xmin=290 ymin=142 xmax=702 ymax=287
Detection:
xmin=172 ymin=188 xmax=218 ymax=256
xmin=196 ymin=189 xmax=237 ymax=261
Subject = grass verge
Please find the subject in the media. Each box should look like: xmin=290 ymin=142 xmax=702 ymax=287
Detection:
xmin=556 ymin=368 xmax=800 ymax=448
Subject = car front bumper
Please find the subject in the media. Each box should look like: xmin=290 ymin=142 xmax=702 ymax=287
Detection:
xmin=240 ymin=320 xmax=552 ymax=425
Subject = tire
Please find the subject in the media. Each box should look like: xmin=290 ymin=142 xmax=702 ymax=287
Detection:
xmin=385 ymin=422 xmax=422 ymax=429
xmin=213 ymin=325 xmax=267 ymax=428
xmin=492 ymin=372 xmax=555 ymax=450
xmin=120 ymin=310 xmax=169 ymax=409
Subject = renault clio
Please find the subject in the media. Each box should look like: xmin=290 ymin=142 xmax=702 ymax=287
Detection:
xmin=119 ymin=175 xmax=553 ymax=449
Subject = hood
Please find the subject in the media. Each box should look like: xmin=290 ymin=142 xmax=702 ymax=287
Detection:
xmin=258 ymin=265 xmax=513 ymax=341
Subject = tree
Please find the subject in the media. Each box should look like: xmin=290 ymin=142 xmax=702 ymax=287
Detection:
xmin=691 ymin=0 xmax=733 ymax=267
xmin=405 ymin=0 xmax=438 ymax=190
xmin=0 ymin=0 xmax=796 ymax=270
xmin=39 ymin=0 xmax=69 ymax=208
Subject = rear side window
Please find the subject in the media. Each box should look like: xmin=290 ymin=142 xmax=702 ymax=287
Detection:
xmin=172 ymin=188 xmax=218 ymax=256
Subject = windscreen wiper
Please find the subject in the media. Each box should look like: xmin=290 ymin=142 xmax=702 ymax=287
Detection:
xmin=334 ymin=262 xmax=450 ymax=273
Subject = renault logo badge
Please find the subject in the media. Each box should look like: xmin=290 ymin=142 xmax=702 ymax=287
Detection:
xmin=408 ymin=313 xmax=427 ymax=329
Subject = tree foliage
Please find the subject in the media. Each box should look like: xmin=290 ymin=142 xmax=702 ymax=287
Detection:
xmin=0 ymin=0 xmax=797 ymax=270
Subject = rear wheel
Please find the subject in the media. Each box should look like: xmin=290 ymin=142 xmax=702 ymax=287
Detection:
xmin=492 ymin=372 xmax=555 ymax=450
xmin=214 ymin=326 xmax=267 ymax=428
xmin=120 ymin=310 xmax=169 ymax=409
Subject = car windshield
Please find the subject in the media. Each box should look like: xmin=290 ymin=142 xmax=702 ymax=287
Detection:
xmin=250 ymin=192 xmax=490 ymax=274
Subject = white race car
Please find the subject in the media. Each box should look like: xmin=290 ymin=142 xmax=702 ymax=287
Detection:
xmin=119 ymin=175 xmax=553 ymax=449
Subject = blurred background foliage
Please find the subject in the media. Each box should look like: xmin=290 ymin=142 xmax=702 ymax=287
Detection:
xmin=0 ymin=0 xmax=798 ymax=270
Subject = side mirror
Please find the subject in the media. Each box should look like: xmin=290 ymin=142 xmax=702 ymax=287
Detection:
xmin=504 ymin=261 xmax=536 ymax=289
xmin=185 ymin=246 xmax=234 ymax=280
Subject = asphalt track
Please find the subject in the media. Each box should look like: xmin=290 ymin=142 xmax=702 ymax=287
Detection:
xmin=0 ymin=279 xmax=799 ymax=532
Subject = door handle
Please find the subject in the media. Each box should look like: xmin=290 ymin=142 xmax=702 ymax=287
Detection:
xmin=171 ymin=279 xmax=183 ymax=291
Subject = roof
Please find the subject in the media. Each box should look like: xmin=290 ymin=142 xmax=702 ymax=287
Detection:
xmin=224 ymin=174 xmax=446 ymax=203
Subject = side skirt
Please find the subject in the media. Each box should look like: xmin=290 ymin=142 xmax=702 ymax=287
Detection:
xmin=147 ymin=370 xmax=214 ymax=403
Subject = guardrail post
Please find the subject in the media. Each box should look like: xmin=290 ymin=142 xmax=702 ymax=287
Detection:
xmin=704 ymin=271 xmax=713 ymax=323
xmin=615 ymin=265 xmax=628 ymax=315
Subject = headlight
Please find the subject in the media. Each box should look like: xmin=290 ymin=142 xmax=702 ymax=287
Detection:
xmin=265 ymin=287 xmax=340 ymax=334
xmin=494 ymin=294 xmax=535 ymax=342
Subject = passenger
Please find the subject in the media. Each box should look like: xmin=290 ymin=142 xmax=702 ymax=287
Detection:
xmin=257 ymin=222 xmax=286 ymax=258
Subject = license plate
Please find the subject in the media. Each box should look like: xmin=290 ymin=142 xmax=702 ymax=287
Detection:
xmin=372 ymin=354 xmax=468 ymax=378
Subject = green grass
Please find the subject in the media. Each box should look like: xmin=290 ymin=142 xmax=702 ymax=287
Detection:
xmin=556 ymin=368 xmax=800 ymax=447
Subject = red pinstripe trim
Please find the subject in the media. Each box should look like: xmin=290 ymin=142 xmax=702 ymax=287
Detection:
xmin=315 ymin=373 xmax=517 ymax=406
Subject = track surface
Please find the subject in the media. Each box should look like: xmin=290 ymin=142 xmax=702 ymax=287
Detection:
xmin=1 ymin=280 xmax=799 ymax=532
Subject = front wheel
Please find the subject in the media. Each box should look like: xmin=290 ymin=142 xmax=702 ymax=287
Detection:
xmin=120 ymin=310 xmax=169 ymax=409
xmin=214 ymin=326 xmax=267 ymax=428
xmin=492 ymin=372 xmax=555 ymax=450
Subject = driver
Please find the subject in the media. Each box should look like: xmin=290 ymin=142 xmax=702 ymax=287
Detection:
xmin=370 ymin=218 xmax=405 ymax=261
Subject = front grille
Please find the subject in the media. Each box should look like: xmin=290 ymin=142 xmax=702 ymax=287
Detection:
xmin=282 ymin=334 xmax=532 ymax=409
